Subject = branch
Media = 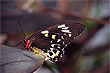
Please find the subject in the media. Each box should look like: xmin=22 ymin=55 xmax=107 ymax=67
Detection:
xmin=45 ymin=9 xmax=109 ymax=25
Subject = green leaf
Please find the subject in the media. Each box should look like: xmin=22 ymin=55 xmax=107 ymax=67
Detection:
xmin=0 ymin=45 xmax=45 ymax=73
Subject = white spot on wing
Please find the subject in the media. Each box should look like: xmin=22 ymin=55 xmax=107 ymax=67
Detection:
xmin=61 ymin=36 xmax=64 ymax=39
xmin=41 ymin=30 xmax=49 ymax=34
xmin=61 ymin=30 xmax=71 ymax=33
xmin=51 ymin=44 xmax=55 ymax=47
xmin=65 ymin=44 xmax=68 ymax=47
xmin=55 ymin=58 xmax=58 ymax=62
xmin=51 ymin=44 xmax=59 ymax=48
xmin=62 ymin=48 xmax=64 ymax=51
xmin=58 ymin=24 xmax=66 ymax=28
xmin=50 ymin=48 xmax=54 ymax=50
xmin=60 ymin=54 xmax=63 ymax=57
xmin=68 ymin=34 xmax=72 ymax=37
xmin=61 ymin=27 xmax=69 ymax=29
xmin=45 ymin=57 xmax=49 ymax=60
xmin=50 ymin=41 xmax=52 ymax=43
xmin=63 ymin=42 xmax=65 ymax=45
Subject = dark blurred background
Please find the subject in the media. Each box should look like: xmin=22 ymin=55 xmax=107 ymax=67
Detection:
xmin=1 ymin=0 xmax=110 ymax=73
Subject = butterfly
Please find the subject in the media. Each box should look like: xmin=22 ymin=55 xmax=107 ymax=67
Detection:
xmin=16 ymin=21 xmax=86 ymax=62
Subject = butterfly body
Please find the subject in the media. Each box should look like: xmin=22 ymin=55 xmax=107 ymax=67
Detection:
xmin=22 ymin=21 xmax=85 ymax=62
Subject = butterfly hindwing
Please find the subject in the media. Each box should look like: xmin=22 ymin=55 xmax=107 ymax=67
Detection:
xmin=30 ymin=21 xmax=85 ymax=62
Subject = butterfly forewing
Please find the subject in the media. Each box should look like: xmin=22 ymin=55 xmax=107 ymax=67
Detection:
xmin=30 ymin=21 xmax=85 ymax=62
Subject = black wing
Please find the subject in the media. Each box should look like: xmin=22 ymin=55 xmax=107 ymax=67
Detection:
xmin=29 ymin=21 xmax=85 ymax=62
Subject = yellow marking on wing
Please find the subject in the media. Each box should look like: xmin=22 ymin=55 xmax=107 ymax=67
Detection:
xmin=56 ymin=50 xmax=60 ymax=56
xmin=57 ymin=46 xmax=61 ymax=49
xmin=52 ymin=35 xmax=56 ymax=39
xmin=44 ymin=33 xmax=49 ymax=37
xmin=51 ymin=55 xmax=55 ymax=58
xmin=47 ymin=52 xmax=55 ymax=59
xmin=57 ymin=39 xmax=61 ymax=42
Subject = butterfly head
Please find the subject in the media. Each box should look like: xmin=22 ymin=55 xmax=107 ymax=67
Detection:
xmin=22 ymin=37 xmax=32 ymax=50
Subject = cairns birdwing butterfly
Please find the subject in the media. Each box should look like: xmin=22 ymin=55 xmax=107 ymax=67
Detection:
xmin=15 ymin=21 xmax=86 ymax=62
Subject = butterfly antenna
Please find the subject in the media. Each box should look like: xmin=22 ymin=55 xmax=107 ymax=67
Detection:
xmin=18 ymin=20 xmax=26 ymax=37
xmin=12 ymin=20 xmax=26 ymax=47
xmin=12 ymin=41 xmax=23 ymax=47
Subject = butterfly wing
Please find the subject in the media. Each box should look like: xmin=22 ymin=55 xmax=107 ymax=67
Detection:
xmin=30 ymin=21 xmax=85 ymax=62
